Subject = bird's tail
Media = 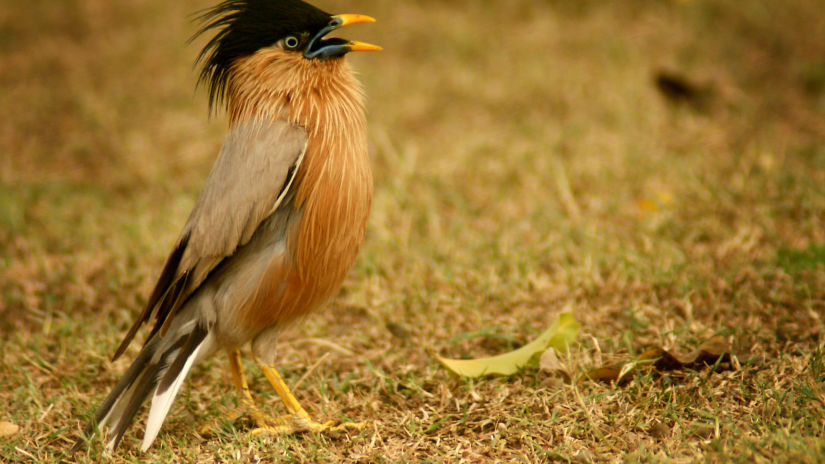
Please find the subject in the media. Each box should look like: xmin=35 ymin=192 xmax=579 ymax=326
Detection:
xmin=75 ymin=319 xmax=212 ymax=452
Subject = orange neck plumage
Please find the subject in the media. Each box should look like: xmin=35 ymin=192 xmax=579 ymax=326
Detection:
xmin=226 ymin=49 xmax=364 ymax=135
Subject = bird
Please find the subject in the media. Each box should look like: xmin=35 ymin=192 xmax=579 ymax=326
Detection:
xmin=75 ymin=0 xmax=380 ymax=452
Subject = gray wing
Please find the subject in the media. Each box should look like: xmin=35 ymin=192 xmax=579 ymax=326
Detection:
xmin=113 ymin=118 xmax=307 ymax=359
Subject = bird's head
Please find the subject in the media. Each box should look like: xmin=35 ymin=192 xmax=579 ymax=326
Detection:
xmin=194 ymin=0 xmax=381 ymax=113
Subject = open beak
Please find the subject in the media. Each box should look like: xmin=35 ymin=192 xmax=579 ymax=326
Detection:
xmin=333 ymin=14 xmax=377 ymax=28
xmin=304 ymin=14 xmax=382 ymax=59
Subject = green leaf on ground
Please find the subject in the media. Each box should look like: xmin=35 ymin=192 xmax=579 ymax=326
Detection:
xmin=435 ymin=313 xmax=580 ymax=378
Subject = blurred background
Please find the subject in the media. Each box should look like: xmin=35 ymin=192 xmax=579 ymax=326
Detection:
xmin=2 ymin=0 xmax=823 ymax=325
xmin=1 ymin=0 xmax=824 ymax=460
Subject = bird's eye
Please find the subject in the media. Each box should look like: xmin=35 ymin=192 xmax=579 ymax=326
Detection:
xmin=283 ymin=36 xmax=300 ymax=50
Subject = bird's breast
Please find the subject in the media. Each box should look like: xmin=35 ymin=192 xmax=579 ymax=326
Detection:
xmin=237 ymin=122 xmax=373 ymax=333
xmin=294 ymin=128 xmax=373 ymax=286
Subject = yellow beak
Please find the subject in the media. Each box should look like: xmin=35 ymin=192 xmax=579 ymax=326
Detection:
xmin=332 ymin=14 xmax=377 ymax=27
xmin=330 ymin=14 xmax=382 ymax=52
xmin=346 ymin=41 xmax=383 ymax=52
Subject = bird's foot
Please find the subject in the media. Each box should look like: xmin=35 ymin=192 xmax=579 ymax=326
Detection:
xmin=249 ymin=412 xmax=366 ymax=436
xmin=250 ymin=359 xmax=366 ymax=435
xmin=199 ymin=402 xmax=365 ymax=436
xmin=198 ymin=400 xmax=275 ymax=435
xmin=201 ymin=352 xmax=365 ymax=438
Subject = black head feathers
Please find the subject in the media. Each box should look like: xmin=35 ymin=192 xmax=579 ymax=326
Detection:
xmin=193 ymin=0 xmax=331 ymax=112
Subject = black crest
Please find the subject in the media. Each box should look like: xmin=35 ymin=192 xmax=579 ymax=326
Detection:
xmin=192 ymin=0 xmax=331 ymax=111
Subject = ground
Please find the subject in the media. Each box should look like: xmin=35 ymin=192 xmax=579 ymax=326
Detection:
xmin=1 ymin=0 xmax=824 ymax=462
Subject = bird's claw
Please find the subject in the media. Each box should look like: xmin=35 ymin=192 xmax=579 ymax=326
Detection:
xmin=249 ymin=416 xmax=367 ymax=436
xmin=200 ymin=405 xmax=366 ymax=437
xmin=198 ymin=400 xmax=275 ymax=435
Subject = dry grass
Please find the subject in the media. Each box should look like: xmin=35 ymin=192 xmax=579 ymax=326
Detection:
xmin=2 ymin=0 xmax=825 ymax=462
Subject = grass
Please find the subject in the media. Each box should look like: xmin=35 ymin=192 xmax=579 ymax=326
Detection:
xmin=2 ymin=0 xmax=824 ymax=461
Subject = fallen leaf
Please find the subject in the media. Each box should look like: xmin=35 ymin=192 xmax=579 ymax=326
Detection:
xmin=435 ymin=313 xmax=580 ymax=378
xmin=539 ymin=347 xmax=571 ymax=382
xmin=688 ymin=422 xmax=716 ymax=440
xmin=586 ymin=335 xmax=733 ymax=384
xmin=0 ymin=421 xmax=19 ymax=438
xmin=572 ymin=448 xmax=596 ymax=464
xmin=637 ymin=190 xmax=674 ymax=215
xmin=653 ymin=69 xmax=714 ymax=110
xmin=385 ymin=321 xmax=411 ymax=340
xmin=584 ymin=367 xmax=625 ymax=383
xmin=646 ymin=420 xmax=671 ymax=439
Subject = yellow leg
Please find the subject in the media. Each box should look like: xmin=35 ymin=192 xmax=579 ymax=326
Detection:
xmin=251 ymin=357 xmax=366 ymax=436
xmin=200 ymin=351 xmax=365 ymax=437
xmin=258 ymin=361 xmax=309 ymax=417
xmin=230 ymin=349 xmax=254 ymax=404
xmin=199 ymin=350 xmax=273 ymax=434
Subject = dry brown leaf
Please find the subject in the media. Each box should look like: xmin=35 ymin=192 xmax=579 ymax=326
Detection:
xmin=585 ymin=367 xmax=627 ymax=384
xmin=538 ymin=347 xmax=571 ymax=382
xmin=585 ymin=336 xmax=733 ymax=384
xmin=0 ymin=421 xmax=19 ymax=438
xmin=646 ymin=420 xmax=671 ymax=439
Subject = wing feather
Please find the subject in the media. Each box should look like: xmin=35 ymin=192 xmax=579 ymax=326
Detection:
xmin=113 ymin=119 xmax=307 ymax=359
